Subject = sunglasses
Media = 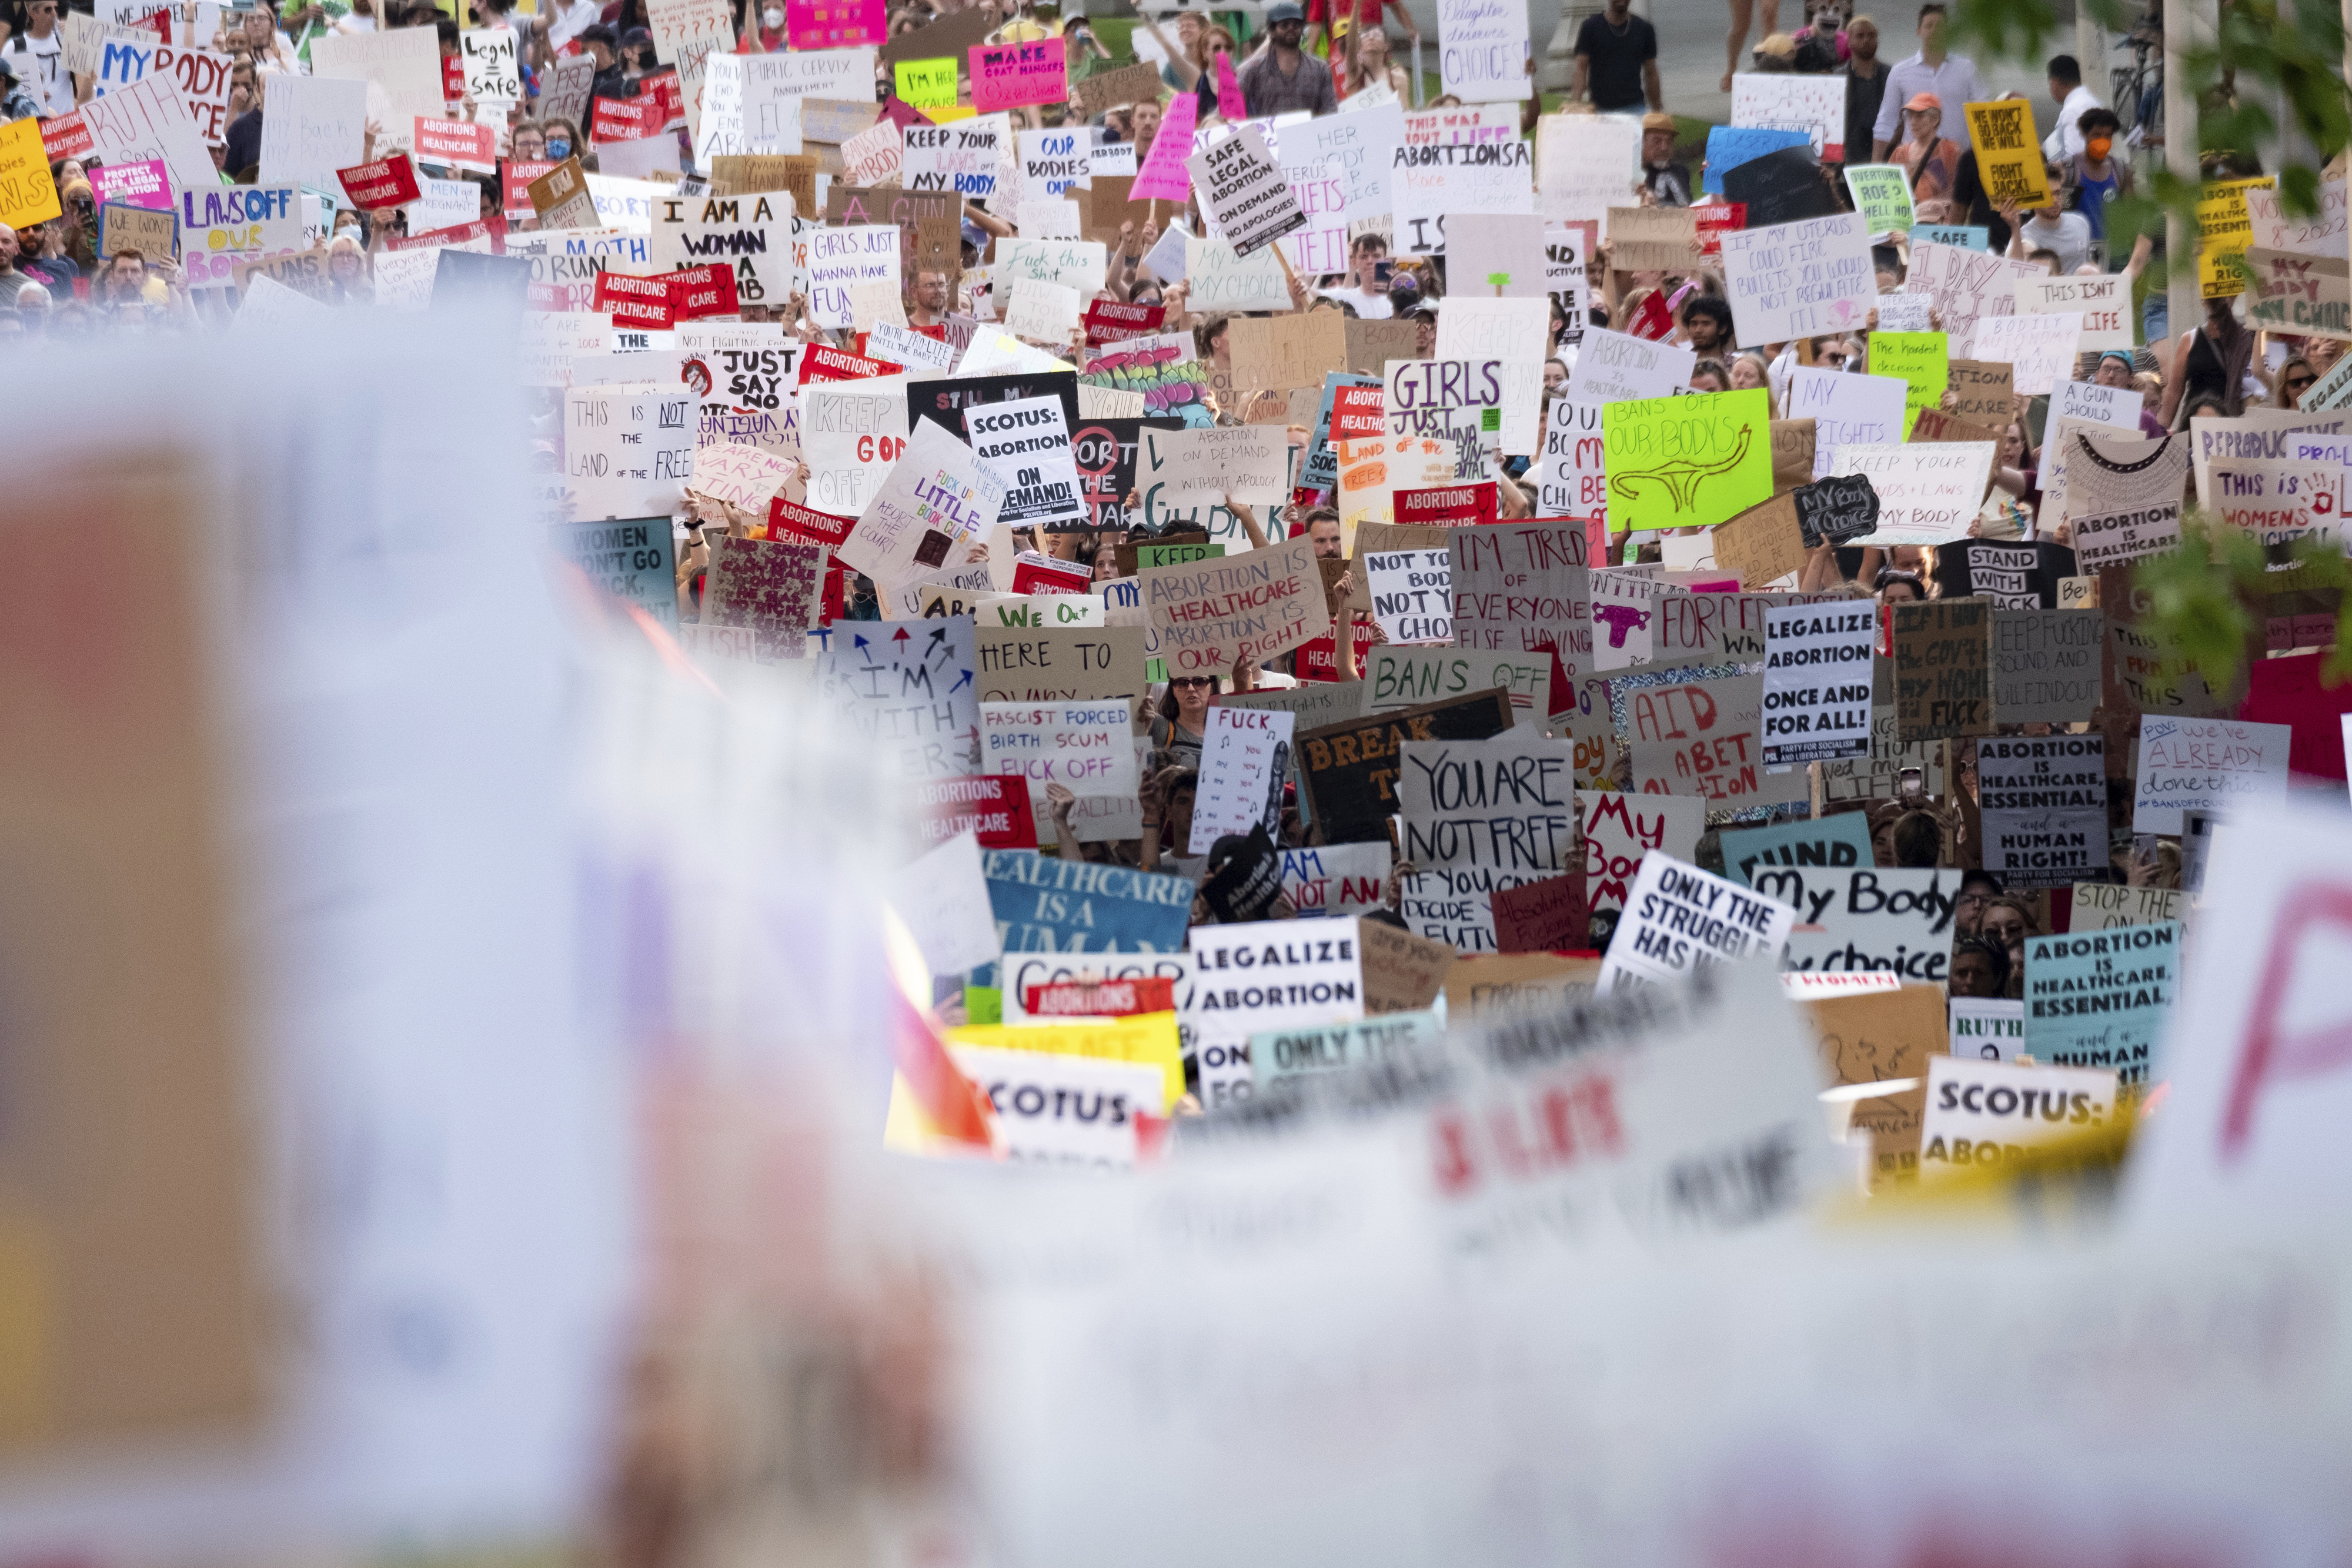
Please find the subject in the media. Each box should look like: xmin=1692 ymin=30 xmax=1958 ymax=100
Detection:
xmin=1170 ymin=676 xmax=1215 ymax=688
xmin=2287 ymin=375 xmax=2317 ymax=391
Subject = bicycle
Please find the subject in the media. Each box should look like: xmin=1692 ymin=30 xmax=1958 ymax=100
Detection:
xmin=2111 ymin=6 xmax=2166 ymax=150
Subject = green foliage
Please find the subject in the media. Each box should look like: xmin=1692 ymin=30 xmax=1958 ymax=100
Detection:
xmin=2130 ymin=520 xmax=2352 ymax=698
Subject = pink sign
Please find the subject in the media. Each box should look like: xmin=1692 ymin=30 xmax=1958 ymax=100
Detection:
xmin=968 ymin=41 xmax=1065 ymax=112
xmin=1215 ymin=51 xmax=1244 ymax=121
xmin=1129 ymin=89 xmax=1196 ymax=203
xmin=787 ymin=0 xmax=884 ymax=48
xmin=90 ymin=158 xmax=173 ymax=211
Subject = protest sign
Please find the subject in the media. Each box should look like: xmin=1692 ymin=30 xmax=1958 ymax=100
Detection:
xmin=2133 ymin=717 xmax=2291 ymax=833
xmin=1489 ymin=874 xmax=1589 ymax=954
xmin=1440 ymin=213 xmax=1549 ymax=299
xmin=2017 ymin=272 xmax=2132 ymax=350
xmin=1251 ymin=1011 xmax=1444 ymax=1089
xmin=1071 ymin=416 xmax=1182 ymax=532
xmin=1963 ymin=99 xmax=2052 ymax=206
xmin=1770 ymin=419 xmax=1818 ymax=493
xmin=1843 ymin=162 xmax=1915 ymax=235
xmin=980 ymin=700 xmax=1142 ymax=843
xmin=1869 ymin=330 xmax=1949 ymax=415
xmin=1947 ymin=995 xmax=2023 ymax=1062
xmin=80 ymin=74 xmax=214 ymax=193
xmin=941 ymin=1043 xmax=1163 ymax=1168
xmin=547 ymin=516 xmax=677 ymax=630
xmin=1185 ymin=918 xmax=1366 ymax=1106
xmin=1185 ymin=126 xmax=1307 ymax=258
xmin=971 ymin=624 xmax=1147 ymax=704
xmin=1918 ymin=1057 xmax=2121 ymax=1177
xmin=1891 ymin=597 xmax=1991 ymax=740
xmin=87 ymin=157 xmax=168 ymax=210
xmin=1785 ymin=367 xmax=1909 ymax=476
xmin=2100 ymin=564 xmax=2229 ymax=717
xmin=2070 ymin=884 xmax=2188 ymax=931
xmin=1969 ymin=310 xmax=2082 ymax=397
xmin=1579 ymin=790 xmax=1703 ymax=919
xmin=808 ymin=223 xmax=901 ymax=329
xmin=1434 ymin=299 xmax=1552 ymax=368
xmin=1394 ymin=482 xmax=1499 ymax=530
xmin=2052 ymin=379 xmax=2143 ymax=433
xmin=1368 ymin=647 xmax=1552 ymax=727
xmin=89 ymin=35 xmax=235 ymax=143
xmin=1588 ymin=565 xmax=1663 ymax=670
xmin=1990 ymin=609 xmax=2102 ymax=724
xmin=1625 ymin=673 xmax=1805 ymax=805
xmin=1394 ymin=862 xmax=1555 ymax=953
xmin=837 ymin=415 xmax=1005 ymax=591
xmin=1977 ymin=735 xmax=2107 ymax=887
xmin=1730 ymin=71 xmax=1846 ymax=158
xmin=1934 ymin=538 xmax=2079 ymax=609
xmin=1604 ymin=205 xmax=1700 ymax=272
xmin=2207 ymin=459 xmax=2349 ymax=551
xmin=1875 ymin=292 xmax=1935 ymax=332
xmin=1790 ymin=473 xmax=1882 ymax=549
xmin=966 ymin=395 xmax=1087 ymax=531
xmin=528 ymin=158 xmax=601 ymax=230
xmin=1945 ymin=357 xmax=2015 ymax=424
xmin=1759 ymin=600 xmax=1876 ymax=765
xmin=2184 ymin=408 xmax=2352 ymax=507
xmin=2052 ymin=427 xmax=2188 ymax=543
xmin=1362 ymin=551 xmax=1456 ymax=644
xmin=1442 ymin=951 xmax=1606 ymax=1018
xmin=256 ymin=73 xmax=366 ymax=187
xmin=1596 ymin=852 xmax=1795 ymax=995
xmin=1298 ymin=688 xmax=1515 ymax=845
xmin=460 ymin=25 xmax=520 ymax=101
xmin=1436 ymin=0 xmax=1533 ymax=100
xmin=701 ymin=536 xmax=827 ymax=661
xmin=821 ymin=618 xmax=983 ymax=776
xmin=969 ymin=40 xmax=1064 ymax=111
xmin=893 ymin=56 xmax=960 ymax=110
xmin=869 ymin=322 xmax=959 ymax=376
xmin=1563 ymin=328 xmax=1693 ymax=405
xmin=1139 ymin=533 xmax=1329 ymax=674
xmin=1917 ymin=222 xmax=1990 ymax=250
xmin=1835 ymin=443 xmax=1995 ymax=546
xmin=1447 ymin=520 xmax=1592 ymax=680
xmin=1601 ymin=390 xmax=1774 ymax=533
xmin=1384 ymin=356 xmax=1542 ymax=458
xmin=2021 ymin=921 xmax=2180 ymax=1086
xmin=1702 ymin=125 xmax=1812 ymax=195
xmin=1396 ymin=733 xmax=1576 ymax=874
xmin=1721 ymin=143 xmax=1844 ymax=224
xmin=1354 ymin=919 xmax=1457 ymax=1015
xmin=1277 ymin=844 xmax=1393 ymax=921
xmin=1190 ymin=706 xmax=1296 ymax=854
xmin=803 ymin=376 xmax=910 ymax=516
xmin=1184 ymin=235 xmax=1294 ymax=313
xmin=2241 ymin=246 xmax=2352 ymax=340
xmin=1003 ymin=278 xmax=1082 ymax=345
xmin=1136 ymin=422 xmax=1288 ymax=507
xmin=97 ymin=199 xmax=176 ymax=260
xmin=1718 ymin=212 xmax=1875 ymax=346
xmin=1718 ymin=813 xmax=1875 ymax=890
xmin=338 ymin=153 xmax=422 ymax=211
xmin=1769 ymin=867 xmax=1960 ymax=982
xmin=310 ymin=26 xmax=443 ymax=113
xmin=1535 ymin=110 xmax=1639 ymax=232
xmin=916 ymin=775 xmax=1039 ymax=850
xmin=1907 ymin=242 xmax=2049 ymax=343
xmin=985 ymin=849 xmax=1194 ymax=956
xmin=1085 ymin=299 xmax=1168 ymax=347
xmin=1227 ymin=312 xmax=1347 ymax=403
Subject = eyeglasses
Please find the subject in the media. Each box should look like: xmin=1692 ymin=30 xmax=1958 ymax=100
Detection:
xmin=1170 ymin=677 xmax=1215 ymax=688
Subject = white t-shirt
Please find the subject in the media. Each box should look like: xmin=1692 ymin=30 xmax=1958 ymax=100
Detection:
xmin=6 ymin=29 xmax=71 ymax=119
xmin=1322 ymin=285 xmax=1392 ymax=320
xmin=2018 ymin=210 xmax=2094 ymax=276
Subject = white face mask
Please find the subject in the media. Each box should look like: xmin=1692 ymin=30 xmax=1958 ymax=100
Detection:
xmin=762 ymin=6 xmax=782 ymax=24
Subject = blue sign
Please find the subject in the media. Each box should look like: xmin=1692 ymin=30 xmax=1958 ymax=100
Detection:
xmin=1917 ymin=224 xmax=1992 ymax=252
xmin=548 ymin=517 xmax=677 ymax=629
xmin=2022 ymin=920 xmax=2181 ymax=1086
xmin=1718 ymin=813 xmax=1877 ymax=888
xmin=1703 ymin=126 xmax=1814 ymax=195
xmin=983 ymin=850 xmax=1194 ymax=954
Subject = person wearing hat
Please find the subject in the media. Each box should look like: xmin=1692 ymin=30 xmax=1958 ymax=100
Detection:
xmin=1640 ymin=112 xmax=1690 ymax=207
xmin=1238 ymin=2 xmax=1335 ymax=118
xmin=1572 ymin=0 xmax=1661 ymax=113
xmin=0 ymin=54 xmax=38 ymax=125
xmin=2093 ymin=349 xmax=2170 ymax=437
xmin=1871 ymin=2 xmax=1984 ymax=161
xmin=2 ymin=0 xmax=69 ymax=120
xmin=1890 ymin=91 xmax=1959 ymax=203
xmin=1750 ymin=31 xmax=1796 ymax=72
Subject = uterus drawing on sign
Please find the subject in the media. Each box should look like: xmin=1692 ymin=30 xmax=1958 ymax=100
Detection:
xmin=1608 ymin=423 xmax=1755 ymax=513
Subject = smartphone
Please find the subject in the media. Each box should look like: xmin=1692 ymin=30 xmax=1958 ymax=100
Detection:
xmin=1373 ymin=260 xmax=1394 ymax=284
xmin=1898 ymin=765 xmax=1925 ymax=804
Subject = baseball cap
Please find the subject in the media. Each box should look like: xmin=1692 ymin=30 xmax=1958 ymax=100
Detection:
xmin=1267 ymin=1 xmax=1305 ymax=21
xmin=1756 ymin=32 xmax=1796 ymax=57
xmin=620 ymin=25 xmax=653 ymax=46
xmin=1904 ymin=91 xmax=1943 ymax=112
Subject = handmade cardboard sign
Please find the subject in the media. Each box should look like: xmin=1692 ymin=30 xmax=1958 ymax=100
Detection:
xmin=1977 ymin=734 xmax=2106 ymax=887
xmin=1834 ymin=442 xmax=1996 ymax=546
xmin=2021 ymin=922 xmax=2180 ymax=1086
xmin=1892 ymin=597 xmax=1992 ymax=740
xmin=972 ymin=624 xmax=1148 ymax=704
xmin=1139 ymin=533 xmax=1330 ymax=674
xmin=836 ymin=415 xmax=1005 ymax=590
xmin=1579 ymin=790 xmax=1703 ymax=918
xmin=1769 ymin=866 xmax=1961 ymax=982
xmin=820 ymin=617 xmax=982 ymax=775
xmin=1625 ymin=673 xmax=1806 ymax=805
xmin=1596 ymin=852 xmax=1796 ymax=995
xmin=1991 ymin=608 xmax=2102 ymax=723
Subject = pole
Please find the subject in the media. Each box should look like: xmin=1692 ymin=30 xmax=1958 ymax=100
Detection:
xmin=2163 ymin=0 xmax=2200 ymax=352
xmin=2076 ymin=5 xmax=2102 ymax=113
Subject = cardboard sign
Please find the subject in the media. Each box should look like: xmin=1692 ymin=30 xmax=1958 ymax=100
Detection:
xmin=1298 ymin=688 xmax=1515 ymax=845
xmin=1578 ymin=790 xmax=1703 ymax=918
xmin=1892 ymin=598 xmax=1991 ymax=741
xmin=916 ymin=774 xmax=1039 ymax=850
xmin=1604 ymin=205 xmax=1700 ymax=272
xmin=1759 ymin=600 xmax=1876 ymax=765
xmin=969 ymin=40 xmax=1064 ymax=112
xmin=972 ymin=625 xmax=1148 ymax=705
xmin=2133 ymin=717 xmax=2291 ymax=833
xmin=980 ymin=699 xmax=1142 ymax=843
xmin=1990 ymin=608 xmax=2102 ymax=724
xmin=1718 ymin=812 xmax=1876 ymax=889
xmin=1138 ymin=533 xmax=1329 ymax=675
xmin=2021 ymin=922 xmax=2180 ymax=1086
xmin=1356 ymin=919 xmax=1458 ymax=1015
xmin=1489 ymin=874 xmax=1589 ymax=954
xmin=97 ymin=199 xmax=177 ymax=260
xmin=1228 ymin=311 xmax=1348 ymax=401
xmin=528 ymin=157 xmax=600 ymax=230
xmin=2069 ymin=883 xmax=2188 ymax=931
xmin=1625 ymin=673 xmax=1805 ymax=805
xmin=1941 ymin=356 xmax=2016 ymax=426
xmin=1601 ymin=390 xmax=1775 ymax=534
xmin=1918 ymin=1057 xmax=2119 ymax=1178
xmin=1963 ymin=99 xmax=2053 ymax=208
xmin=1978 ymin=734 xmax=2106 ymax=887
xmin=1447 ymin=520 xmax=1592 ymax=683
xmin=1396 ymin=733 xmax=1577 ymax=874
xmin=1596 ymin=852 xmax=1795 ymax=995
xmin=702 ymin=535 xmax=827 ymax=661
xmin=1969 ymin=310 xmax=2083 ymax=399
xmin=548 ymin=515 xmax=678 ymax=629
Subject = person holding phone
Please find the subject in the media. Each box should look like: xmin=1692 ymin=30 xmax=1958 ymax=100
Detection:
xmin=1322 ymin=233 xmax=1395 ymax=319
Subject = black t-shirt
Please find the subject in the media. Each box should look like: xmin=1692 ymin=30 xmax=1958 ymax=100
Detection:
xmin=225 ymin=108 xmax=263 ymax=179
xmin=1845 ymin=64 xmax=1888 ymax=163
xmin=1575 ymin=12 xmax=1656 ymax=111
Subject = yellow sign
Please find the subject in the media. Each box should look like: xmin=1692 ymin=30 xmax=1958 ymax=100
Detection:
xmin=0 ymin=117 xmax=62 ymax=232
xmin=1601 ymin=389 xmax=1775 ymax=533
xmin=2197 ymin=175 xmax=2274 ymax=299
xmin=947 ymin=1012 xmax=1186 ymax=1108
xmin=1963 ymin=100 xmax=2052 ymax=209
xmin=893 ymin=56 xmax=961 ymax=111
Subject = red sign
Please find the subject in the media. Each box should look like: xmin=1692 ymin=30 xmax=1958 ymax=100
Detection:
xmin=1011 ymin=557 xmax=1091 ymax=596
xmin=594 ymin=269 xmax=674 ymax=328
xmin=913 ymin=775 xmax=1039 ymax=850
xmin=443 ymin=51 xmax=466 ymax=102
xmin=338 ymin=153 xmax=423 ymax=210
xmin=1692 ymin=200 xmax=1745 ymax=260
xmin=821 ymin=563 xmax=848 ymax=625
xmin=667 ymin=262 xmax=739 ymax=320
xmin=385 ymin=219 xmax=497 ymax=251
xmin=1294 ymin=635 xmax=1341 ymax=681
xmin=1628 ymin=287 xmax=1675 ymax=342
xmin=769 ymin=497 xmax=858 ymax=549
xmin=1394 ymin=481 xmax=1499 ymax=527
xmin=799 ymin=342 xmax=900 ymax=384
xmin=1083 ymin=299 xmax=1165 ymax=345
xmin=1022 ymin=977 xmax=1178 ymax=1017
xmin=1330 ymin=385 xmax=1384 ymax=440
xmin=41 ymin=112 xmax=93 ymax=164
xmin=592 ymin=93 xmax=662 ymax=142
xmin=1491 ymin=872 xmax=1590 ymax=954
xmin=503 ymin=158 xmax=554 ymax=219
xmin=414 ymin=115 xmax=498 ymax=169
xmin=644 ymin=68 xmax=683 ymax=128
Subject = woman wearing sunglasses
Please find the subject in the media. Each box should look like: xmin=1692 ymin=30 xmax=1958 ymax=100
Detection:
xmin=2276 ymin=355 xmax=2320 ymax=410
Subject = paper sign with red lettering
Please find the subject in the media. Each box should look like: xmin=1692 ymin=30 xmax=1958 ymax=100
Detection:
xmin=969 ymin=41 xmax=1065 ymax=112
xmin=338 ymin=153 xmax=423 ymax=210
xmin=770 ymin=496 xmax=859 ymax=549
xmin=916 ymin=774 xmax=1040 ymax=849
xmin=1395 ymin=481 xmax=1499 ymax=527
xmin=1012 ymin=556 xmax=1093 ymax=596
xmin=667 ymin=260 xmax=739 ymax=319
xmin=414 ymin=115 xmax=499 ymax=172
xmin=1626 ymin=673 xmax=1806 ymax=804
xmin=593 ymin=93 xmax=664 ymax=143
xmin=595 ymin=268 xmax=675 ymax=328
